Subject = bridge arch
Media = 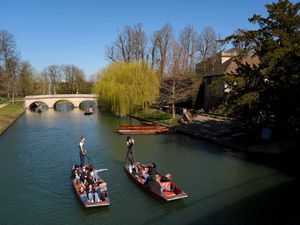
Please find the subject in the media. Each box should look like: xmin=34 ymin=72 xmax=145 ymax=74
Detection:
xmin=53 ymin=100 xmax=74 ymax=109
xmin=28 ymin=101 xmax=49 ymax=110
xmin=79 ymin=100 xmax=97 ymax=110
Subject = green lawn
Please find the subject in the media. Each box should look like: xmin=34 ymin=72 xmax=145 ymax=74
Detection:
xmin=134 ymin=109 xmax=178 ymax=126
xmin=0 ymin=102 xmax=25 ymax=134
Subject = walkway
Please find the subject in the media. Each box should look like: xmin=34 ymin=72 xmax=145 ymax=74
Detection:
xmin=175 ymin=114 xmax=299 ymax=154
xmin=0 ymin=104 xmax=8 ymax=109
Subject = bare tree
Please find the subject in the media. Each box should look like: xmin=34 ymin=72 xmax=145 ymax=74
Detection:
xmin=152 ymin=23 xmax=173 ymax=77
xmin=179 ymin=25 xmax=197 ymax=71
xmin=196 ymin=27 xmax=221 ymax=74
xmin=106 ymin=23 xmax=147 ymax=63
xmin=61 ymin=65 xmax=87 ymax=94
xmin=0 ymin=30 xmax=19 ymax=103
xmin=159 ymin=39 xmax=197 ymax=118
xmin=133 ymin=23 xmax=147 ymax=62
xmin=44 ymin=65 xmax=61 ymax=94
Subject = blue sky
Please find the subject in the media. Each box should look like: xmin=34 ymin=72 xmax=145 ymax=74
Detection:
xmin=0 ymin=0 xmax=280 ymax=78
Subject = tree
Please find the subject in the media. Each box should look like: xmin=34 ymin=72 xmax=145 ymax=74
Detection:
xmin=151 ymin=24 xmax=173 ymax=77
xmin=196 ymin=27 xmax=222 ymax=75
xmin=159 ymin=39 xmax=198 ymax=118
xmin=0 ymin=30 xmax=19 ymax=103
xmin=179 ymin=25 xmax=197 ymax=72
xmin=18 ymin=61 xmax=35 ymax=96
xmin=223 ymin=0 xmax=300 ymax=136
xmin=44 ymin=65 xmax=61 ymax=94
xmin=60 ymin=65 xmax=87 ymax=94
xmin=106 ymin=23 xmax=147 ymax=63
xmin=94 ymin=62 xmax=160 ymax=115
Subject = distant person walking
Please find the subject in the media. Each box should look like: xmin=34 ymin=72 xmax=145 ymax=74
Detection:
xmin=79 ymin=136 xmax=87 ymax=167
xmin=126 ymin=136 xmax=135 ymax=165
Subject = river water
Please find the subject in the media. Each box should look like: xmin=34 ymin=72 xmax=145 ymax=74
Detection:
xmin=0 ymin=107 xmax=299 ymax=225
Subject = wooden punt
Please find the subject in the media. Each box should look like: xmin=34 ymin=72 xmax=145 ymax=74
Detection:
xmin=71 ymin=165 xmax=110 ymax=208
xmin=116 ymin=125 xmax=169 ymax=134
xmin=84 ymin=109 xmax=93 ymax=115
xmin=124 ymin=162 xmax=188 ymax=202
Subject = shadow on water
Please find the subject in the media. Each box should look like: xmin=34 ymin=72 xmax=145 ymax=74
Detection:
xmin=177 ymin=116 xmax=300 ymax=178
xmin=187 ymin=178 xmax=300 ymax=225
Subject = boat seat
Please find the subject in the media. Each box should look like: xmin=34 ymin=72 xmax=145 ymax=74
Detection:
xmin=163 ymin=191 xmax=176 ymax=197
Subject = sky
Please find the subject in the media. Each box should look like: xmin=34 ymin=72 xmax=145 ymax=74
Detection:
xmin=0 ymin=0 xmax=282 ymax=78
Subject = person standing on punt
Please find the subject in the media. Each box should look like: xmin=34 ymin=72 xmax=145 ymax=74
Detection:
xmin=126 ymin=136 xmax=135 ymax=165
xmin=79 ymin=136 xmax=87 ymax=168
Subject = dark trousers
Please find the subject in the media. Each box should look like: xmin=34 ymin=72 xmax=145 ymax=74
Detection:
xmin=80 ymin=153 xmax=85 ymax=167
xmin=128 ymin=149 xmax=135 ymax=164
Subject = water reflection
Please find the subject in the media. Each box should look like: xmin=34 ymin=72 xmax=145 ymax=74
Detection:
xmin=54 ymin=102 xmax=74 ymax=111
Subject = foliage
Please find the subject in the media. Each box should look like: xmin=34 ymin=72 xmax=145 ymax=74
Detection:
xmin=222 ymin=0 xmax=300 ymax=136
xmin=138 ymin=110 xmax=172 ymax=120
xmin=135 ymin=109 xmax=176 ymax=125
xmin=94 ymin=62 xmax=160 ymax=115
xmin=0 ymin=97 xmax=7 ymax=104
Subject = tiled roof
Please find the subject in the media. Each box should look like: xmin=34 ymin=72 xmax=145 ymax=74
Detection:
xmin=204 ymin=54 xmax=260 ymax=77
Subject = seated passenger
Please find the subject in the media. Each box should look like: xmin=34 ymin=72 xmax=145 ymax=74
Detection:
xmin=87 ymin=184 xmax=100 ymax=203
xmin=160 ymin=173 xmax=175 ymax=192
xmin=96 ymin=180 xmax=107 ymax=201
xmin=160 ymin=173 xmax=172 ymax=182
xmin=75 ymin=179 xmax=85 ymax=192
xmin=144 ymin=163 xmax=157 ymax=184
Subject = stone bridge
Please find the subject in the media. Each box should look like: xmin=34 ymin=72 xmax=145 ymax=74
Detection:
xmin=24 ymin=94 xmax=98 ymax=109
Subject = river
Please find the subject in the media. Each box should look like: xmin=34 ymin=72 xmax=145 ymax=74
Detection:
xmin=0 ymin=107 xmax=299 ymax=225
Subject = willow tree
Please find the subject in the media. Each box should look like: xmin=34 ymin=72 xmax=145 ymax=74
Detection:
xmin=94 ymin=62 xmax=160 ymax=115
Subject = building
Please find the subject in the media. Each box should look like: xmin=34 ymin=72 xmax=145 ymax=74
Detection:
xmin=195 ymin=48 xmax=260 ymax=111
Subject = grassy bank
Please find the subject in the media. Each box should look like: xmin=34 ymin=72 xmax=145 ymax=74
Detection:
xmin=0 ymin=102 xmax=25 ymax=135
xmin=134 ymin=109 xmax=177 ymax=126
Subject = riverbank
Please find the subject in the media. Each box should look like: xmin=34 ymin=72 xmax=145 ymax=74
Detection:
xmin=0 ymin=102 xmax=25 ymax=135
xmin=175 ymin=114 xmax=300 ymax=154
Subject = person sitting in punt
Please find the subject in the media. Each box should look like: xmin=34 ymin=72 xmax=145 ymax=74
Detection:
xmin=144 ymin=163 xmax=157 ymax=183
xmin=136 ymin=164 xmax=149 ymax=178
xmin=87 ymin=184 xmax=100 ymax=203
xmin=75 ymin=179 xmax=85 ymax=192
xmin=72 ymin=169 xmax=81 ymax=182
xmin=160 ymin=173 xmax=175 ymax=192
xmin=86 ymin=175 xmax=94 ymax=186
xmin=78 ymin=185 xmax=89 ymax=202
xmin=160 ymin=173 xmax=172 ymax=182
xmin=80 ymin=167 xmax=89 ymax=184
xmin=95 ymin=179 xmax=107 ymax=201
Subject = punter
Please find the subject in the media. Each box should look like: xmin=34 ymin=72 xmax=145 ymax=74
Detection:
xmin=126 ymin=136 xmax=135 ymax=165
xmin=79 ymin=136 xmax=87 ymax=168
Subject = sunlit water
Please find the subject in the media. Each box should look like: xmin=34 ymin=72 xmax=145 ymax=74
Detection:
xmin=0 ymin=108 xmax=298 ymax=225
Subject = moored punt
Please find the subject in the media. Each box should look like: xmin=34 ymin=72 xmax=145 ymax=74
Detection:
xmin=71 ymin=165 xmax=110 ymax=208
xmin=116 ymin=125 xmax=169 ymax=134
xmin=124 ymin=162 xmax=188 ymax=202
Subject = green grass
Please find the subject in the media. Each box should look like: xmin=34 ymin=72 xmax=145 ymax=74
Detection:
xmin=135 ymin=109 xmax=178 ymax=126
xmin=0 ymin=102 xmax=24 ymax=117
xmin=0 ymin=102 xmax=25 ymax=135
